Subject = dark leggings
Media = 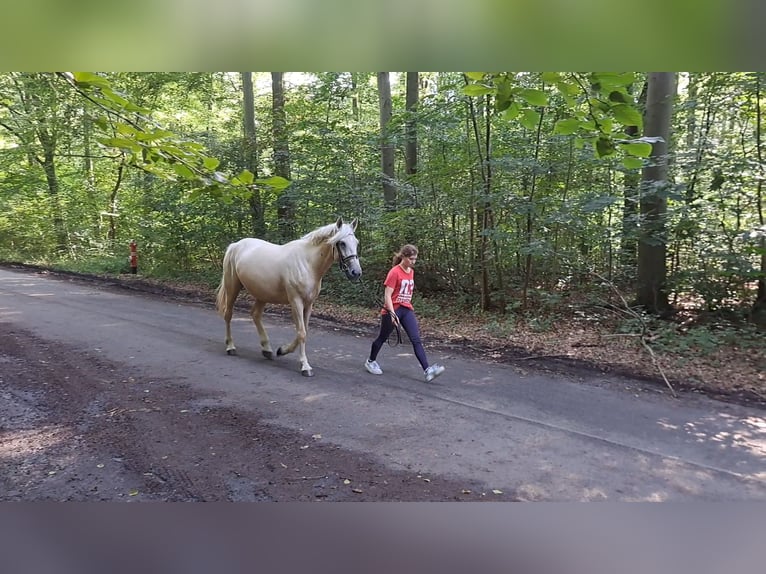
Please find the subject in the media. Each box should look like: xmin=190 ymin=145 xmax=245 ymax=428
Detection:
xmin=369 ymin=307 xmax=429 ymax=370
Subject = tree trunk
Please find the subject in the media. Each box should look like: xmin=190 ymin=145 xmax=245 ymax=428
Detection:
xmin=241 ymin=72 xmax=263 ymax=237
xmin=520 ymin=94 xmax=546 ymax=310
xmin=351 ymin=73 xmax=361 ymax=122
xmin=636 ymin=72 xmax=676 ymax=314
xmin=377 ymin=72 xmax=396 ymax=209
xmin=38 ymin=131 xmax=68 ymax=254
xmin=271 ymin=72 xmax=294 ymax=240
xmin=405 ymin=72 xmax=418 ymax=177
xmin=752 ymin=73 xmax=766 ymax=324
xmin=465 ymin=85 xmax=492 ymax=311
xmin=107 ymin=158 xmax=125 ymax=241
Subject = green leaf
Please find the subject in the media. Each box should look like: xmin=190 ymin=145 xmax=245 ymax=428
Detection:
xmin=611 ymin=103 xmax=643 ymax=128
xmin=464 ymin=72 xmax=487 ymax=81
xmin=236 ymin=169 xmax=254 ymax=185
xmin=518 ymin=88 xmax=548 ymax=107
xmin=203 ymin=157 xmax=220 ymax=170
xmin=520 ymin=109 xmax=541 ymax=130
xmin=553 ymin=118 xmax=581 ymax=135
xmin=115 ymin=124 xmax=137 ymax=136
xmin=72 ymin=72 xmax=110 ymax=89
xmin=591 ymin=72 xmax=636 ymax=91
xmin=622 ymin=141 xmax=653 ymax=157
xmin=556 ymin=80 xmax=581 ymax=97
xmin=501 ymin=101 xmax=521 ymax=121
xmin=96 ymin=137 xmax=141 ymax=152
xmin=598 ymin=118 xmax=614 ymax=134
xmin=541 ymin=72 xmax=560 ymax=83
xmin=622 ymin=156 xmax=644 ymax=170
xmin=608 ymin=90 xmax=629 ymax=103
xmin=595 ymin=136 xmax=615 ymax=157
xmin=255 ymin=176 xmax=291 ymax=190
xmin=462 ymin=84 xmax=494 ymax=97
xmin=172 ymin=164 xmax=195 ymax=179
xmin=495 ymin=98 xmax=511 ymax=112
xmin=494 ymin=77 xmax=512 ymax=100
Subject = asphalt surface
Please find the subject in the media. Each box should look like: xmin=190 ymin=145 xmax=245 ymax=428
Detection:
xmin=1 ymin=267 xmax=764 ymax=500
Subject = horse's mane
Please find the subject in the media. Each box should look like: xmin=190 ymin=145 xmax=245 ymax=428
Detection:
xmin=300 ymin=222 xmax=354 ymax=246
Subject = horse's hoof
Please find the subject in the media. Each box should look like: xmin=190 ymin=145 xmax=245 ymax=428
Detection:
xmin=301 ymin=369 xmax=314 ymax=377
xmin=226 ymin=349 xmax=237 ymax=355
xmin=262 ymin=351 xmax=275 ymax=360
xmin=276 ymin=347 xmax=286 ymax=356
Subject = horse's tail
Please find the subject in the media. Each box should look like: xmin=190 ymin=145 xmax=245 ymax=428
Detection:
xmin=216 ymin=242 xmax=238 ymax=317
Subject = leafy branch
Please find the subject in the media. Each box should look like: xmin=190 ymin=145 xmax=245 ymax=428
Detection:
xmin=56 ymin=72 xmax=290 ymax=199
xmin=462 ymin=72 xmax=656 ymax=168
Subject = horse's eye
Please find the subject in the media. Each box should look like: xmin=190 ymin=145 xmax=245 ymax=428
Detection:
xmin=338 ymin=241 xmax=345 ymax=248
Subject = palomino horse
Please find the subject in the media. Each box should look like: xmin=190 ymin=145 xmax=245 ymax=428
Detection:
xmin=215 ymin=217 xmax=362 ymax=377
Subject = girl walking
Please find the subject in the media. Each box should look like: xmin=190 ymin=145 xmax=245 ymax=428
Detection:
xmin=364 ymin=244 xmax=445 ymax=382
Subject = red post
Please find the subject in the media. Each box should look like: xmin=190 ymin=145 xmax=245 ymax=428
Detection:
xmin=129 ymin=240 xmax=138 ymax=274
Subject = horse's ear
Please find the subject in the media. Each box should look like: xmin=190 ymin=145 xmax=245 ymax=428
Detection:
xmin=336 ymin=216 xmax=343 ymax=229
xmin=350 ymin=218 xmax=358 ymax=231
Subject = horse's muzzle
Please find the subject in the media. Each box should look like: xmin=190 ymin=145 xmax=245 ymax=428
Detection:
xmin=339 ymin=254 xmax=362 ymax=281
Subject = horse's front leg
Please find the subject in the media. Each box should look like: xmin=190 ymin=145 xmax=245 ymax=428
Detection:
xmin=277 ymin=298 xmax=313 ymax=377
xmin=250 ymin=300 xmax=274 ymax=360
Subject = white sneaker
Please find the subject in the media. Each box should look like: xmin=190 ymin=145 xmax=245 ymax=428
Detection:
xmin=424 ymin=364 xmax=445 ymax=382
xmin=364 ymin=359 xmax=383 ymax=375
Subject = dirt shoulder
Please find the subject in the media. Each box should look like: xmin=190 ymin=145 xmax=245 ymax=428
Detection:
xmin=0 ymin=321 xmax=511 ymax=501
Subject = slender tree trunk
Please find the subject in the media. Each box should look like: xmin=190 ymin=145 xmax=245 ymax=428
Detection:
xmin=351 ymin=73 xmax=360 ymax=122
xmin=465 ymin=82 xmax=492 ymax=311
xmin=82 ymin=112 xmax=96 ymax=195
xmin=271 ymin=72 xmax=294 ymax=240
xmin=36 ymin=125 xmax=67 ymax=254
xmin=520 ymin=97 xmax=546 ymax=310
xmin=636 ymin=72 xmax=676 ymax=314
xmin=377 ymin=72 xmax=396 ymax=209
xmin=753 ymin=73 xmax=766 ymax=324
xmin=480 ymin=95 xmax=493 ymax=311
xmin=241 ymin=72 xmax=263 ymax=237
xmin=405 ymin=72 xmax=418 ymax=176
xmin=107 ymin=158 xmax=125 ymax=241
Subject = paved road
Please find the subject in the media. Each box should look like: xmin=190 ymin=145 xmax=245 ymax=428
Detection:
xmin=1 ymin=267 xmax=764 ymax=500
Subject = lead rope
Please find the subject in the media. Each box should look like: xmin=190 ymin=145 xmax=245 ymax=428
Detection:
xmin=358 ymin=275 xmax=402 ymax=347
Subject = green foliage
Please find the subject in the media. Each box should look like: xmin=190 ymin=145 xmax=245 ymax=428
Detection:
xmin=0 ymin=71 xmax=763 ymax=348
xmin=67 ymin=72 xmax=290 ymax=202
xmin=462 ymin=72 xmax=650 ymax=161
xmin=55 ymin=255 xmax=128 ymax=276
xmin=651 ymin=321 xmax=763 ymax=355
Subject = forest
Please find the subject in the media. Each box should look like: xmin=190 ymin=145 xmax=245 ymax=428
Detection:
xmin=0 ymin=72 xmax=763 ymax=399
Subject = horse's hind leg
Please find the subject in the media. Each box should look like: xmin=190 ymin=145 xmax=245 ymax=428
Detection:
xmin=251 ymin=300 xmax=274 ymax=360
xmin=221 ymin=277 xmax=241 ymax=355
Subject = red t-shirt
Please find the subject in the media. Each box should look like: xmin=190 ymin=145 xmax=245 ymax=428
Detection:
xmin=382 ymin=264 xmax=415 ymax=314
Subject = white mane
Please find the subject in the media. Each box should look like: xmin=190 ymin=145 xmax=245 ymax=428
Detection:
xmin=301 ymin=222 xmax=355 ymax=246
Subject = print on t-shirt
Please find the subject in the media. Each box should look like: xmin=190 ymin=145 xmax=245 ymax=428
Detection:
xmin=397 ymin=278 xmax=414 ymax=305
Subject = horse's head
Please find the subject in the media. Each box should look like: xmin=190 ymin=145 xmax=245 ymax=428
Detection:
xmin=334 ymin=217 xmax=362 ymax=281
